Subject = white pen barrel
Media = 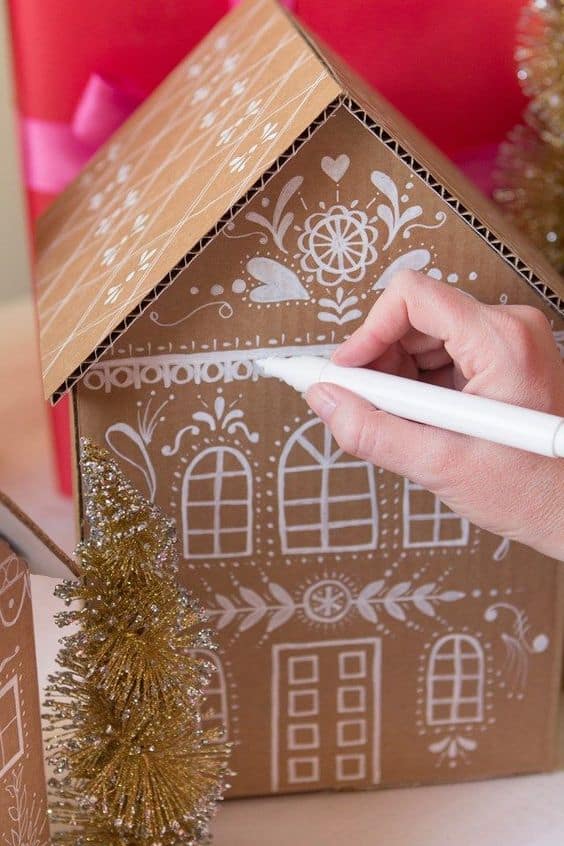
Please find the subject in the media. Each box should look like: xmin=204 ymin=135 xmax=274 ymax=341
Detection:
xmin=320 ymin=362 xmax=563 ymax=458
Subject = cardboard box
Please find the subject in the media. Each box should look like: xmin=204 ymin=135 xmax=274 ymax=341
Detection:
xmin=34 ymin=0 xmax=564 ymax=797
xmin=0 ymin=493 xmax=75 ymax=841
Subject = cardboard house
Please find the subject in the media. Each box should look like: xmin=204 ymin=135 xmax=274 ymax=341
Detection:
xmin=0 ymin=492 xmax=75 ymax=842
xmin=34 ymin=0 xmax=564 ymax=797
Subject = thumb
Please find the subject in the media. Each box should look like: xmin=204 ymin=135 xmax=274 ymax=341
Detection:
xmin=305 ymin=382 xmax=469 ymax=490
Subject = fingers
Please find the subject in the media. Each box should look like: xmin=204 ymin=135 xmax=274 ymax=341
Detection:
xmin=333 ymin=271 xmax=485 ymax=379
xmin=305 ymin=382 xmax=469 ymax=490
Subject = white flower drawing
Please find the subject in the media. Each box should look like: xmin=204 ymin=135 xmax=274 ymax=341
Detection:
xmin=104 ymin=285 xmax=122 ymax=305
xmin=101 ymin=246 xmax=119 ymax=267
xmin=123 ymin=189 xmax=139 ymax=209
xmin=261 ymin=121 xmax=278 ymax=142
xmin=231 ymin=79 xmax=247 ymax=96
xmin=201 ymin=111 xmax=216 ymax=129
xmin=298 ymin=205 xmax=378 ymax=286
xmin=95 ymin=217 xmax=112 ymax=236
xmin=187 ymin=62 xmax=202 ymax=79
xmin=192 ymin=86 xmax=209 ymax=104
xmin=229 ymin=145 xmax=257 ymax=173
xmin=89 ymin=192 xmax=103 ymax=211
xmin=246 ymin=98 xmax=262 ymax=115
xmin=116 ymin=163 xmax=132 ymax=184
xmin=217 ymin=126 xmax=237 ymax=147
xmin=223 ymin=53 xmax=239 ymax=73
xmin=215 ymin=34 xmax=229 ymax=51
xmin=131 ymin=213 xmax=149 ymax=235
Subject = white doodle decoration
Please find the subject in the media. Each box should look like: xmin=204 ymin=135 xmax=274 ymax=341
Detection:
xmin=247 ymin=258 xmax=309 ymax=303
xmin=271 ymin=639 xmax=381 ymax=791
xmin=2 ymin=764 xmax=49 ymax=846
xmin=278 ymin=419 xmax=378 ymax=554
xmin=426 ymin=634 xmax=485 ymax=726
xmin=163 ymin=391 xmax=258 ymax=460
xmin=317 ymin=286 xmax=362 ymax=325
xmin=321 ymin=154 xmax=350 ymax=183
xmin=242 ymin=176 xmax=303 ymax=252
xmin=189 ymin=649 xmax=230 ymax=743
xmin=371 ymin=171 xmax=446 ymax=250
xmin=428 ymin=734 xmax=477 ymax=767
xmin=303 ymin=579 xmax=352 ymax=623
xmin=0 ymin=676 xmax=24 ymax=779
xmin=149 ymin=300 xmax=234 ymax=328
xmin=553 ymin=329 xmax=564 ymax=358
xmin=0 ymin=553 xmax=29 ymax=629
xmin=373 ymin=249 xmax=431 ymax=290
xmin=0 ymin=646 xmax=19 ymax=676
xmin=105 ymin=393 xmax=171 ymax=502
xmin=298 ymin=205 xmax=378 ymax=286
xmin=209 ymin=576 xmax=465 ymax=635
xmin=484 ymin=603 xmax=549 ymax=692
xmin=181 ymin=445 xmax=253 ymax=560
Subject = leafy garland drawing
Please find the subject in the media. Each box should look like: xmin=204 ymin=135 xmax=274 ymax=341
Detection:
xmin=3 ymin=766 xmax=49 ymax=846
xmin=208 ymin=577 xmax=465 ymax=635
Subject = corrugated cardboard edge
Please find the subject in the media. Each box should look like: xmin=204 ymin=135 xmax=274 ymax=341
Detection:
xmin=49 ymin=96 xmax=344 ymax=405
xmin=0 ymin=489 xmax=79 ymax=577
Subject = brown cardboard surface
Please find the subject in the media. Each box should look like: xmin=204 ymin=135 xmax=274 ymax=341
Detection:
xmin=72 ymin=107 xmax=564 ymax=797
xmin=0 ymin=493 xmax=75 ymax=840
xmin=35 ymin=0 xmax=564 ymax=407
xmin=35 ymin=0 xmax=340 ymax=401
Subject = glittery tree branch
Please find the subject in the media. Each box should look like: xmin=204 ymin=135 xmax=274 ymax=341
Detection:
xmin=44 ymin=439 xmax=230 ymax=845
xmin=495 ymin=0 xmax=564 ymax=272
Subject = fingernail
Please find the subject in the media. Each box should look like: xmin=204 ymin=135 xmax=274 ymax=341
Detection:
xmin=305 ymin=385 xmax=338 ymax=422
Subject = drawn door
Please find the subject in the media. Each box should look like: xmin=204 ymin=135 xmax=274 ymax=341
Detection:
xmin=271 ymin=639 xmax=381 ymax=792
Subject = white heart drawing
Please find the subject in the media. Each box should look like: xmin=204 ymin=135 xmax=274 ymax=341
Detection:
xmin=247 ymin=257 xmax=309 ymax=303
xmin=321 ymin=154 xmax=350 ymax=183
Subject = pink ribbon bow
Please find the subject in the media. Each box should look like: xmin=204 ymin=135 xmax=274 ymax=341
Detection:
xmin=21 ymin=73 xmax=141 ymax=195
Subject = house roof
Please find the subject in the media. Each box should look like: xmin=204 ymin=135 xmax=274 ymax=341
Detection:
xmin=35 ymin=0 xmax=564 ymax=403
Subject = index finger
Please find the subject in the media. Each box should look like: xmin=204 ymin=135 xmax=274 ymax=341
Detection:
xmin=333 ymin=271 xmax=484 ymax=374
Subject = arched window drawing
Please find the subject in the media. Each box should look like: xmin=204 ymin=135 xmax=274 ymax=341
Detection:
xmin=189 ymin=649 xmax=229 ymax=742
xmin=426 ymin=634 xmax=484 ymax=726
xmin=403 ymin=479 xmax=469 ymax=549
xmin=278 ymin=419 xmax=378 ymax=554
xmin=182 ymin=446 xmax=252 ymax=559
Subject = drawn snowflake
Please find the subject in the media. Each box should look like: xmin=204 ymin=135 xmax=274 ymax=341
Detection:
xmin=298 ymin=205 xmax=378 ymax=286
xmin=303 ymin=579 xmax=352 ymax=623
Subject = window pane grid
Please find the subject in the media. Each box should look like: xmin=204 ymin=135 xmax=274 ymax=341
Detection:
xmin=280 ymin=420 xmax=378 ymax=554
xmin=403 ymin=479 xmax=469 ymax=548
xmin=427 ymin=635 xmax=484 ymax=726
xmin=182 ymin=447 xmax=252 ymax=559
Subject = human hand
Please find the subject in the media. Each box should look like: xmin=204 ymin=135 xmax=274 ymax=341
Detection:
xmin=305 ymin=272 xmax=564 ymax=561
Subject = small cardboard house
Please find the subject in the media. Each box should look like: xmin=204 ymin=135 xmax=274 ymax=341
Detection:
xmin=35 ymin=0 xmax=564 ymax=797
xmin=0 ymin=492 xmax=75 ymax=842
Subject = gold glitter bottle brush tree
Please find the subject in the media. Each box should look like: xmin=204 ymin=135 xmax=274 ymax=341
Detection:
xmin=43 ymin=439 xmax=231 ymax=845
xmin=495 ymin=0 xmax=564 ymax=272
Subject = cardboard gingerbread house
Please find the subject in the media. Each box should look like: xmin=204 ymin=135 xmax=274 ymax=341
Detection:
xmin=34 ymin=0 xmax=564 ymax=797
xmin=0 ymin=492 xmax=75 ymax=841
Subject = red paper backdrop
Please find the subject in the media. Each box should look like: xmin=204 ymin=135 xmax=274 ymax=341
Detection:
xmin=7 ymin=0 xmax=528 ymax=494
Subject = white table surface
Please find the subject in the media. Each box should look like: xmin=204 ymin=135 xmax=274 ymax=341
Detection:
xmin=5 ymin=295 xmax=564 ymax=846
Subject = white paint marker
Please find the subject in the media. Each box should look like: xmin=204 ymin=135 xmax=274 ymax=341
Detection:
xmin=256 ymin=355 xmax=564 ymax=459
